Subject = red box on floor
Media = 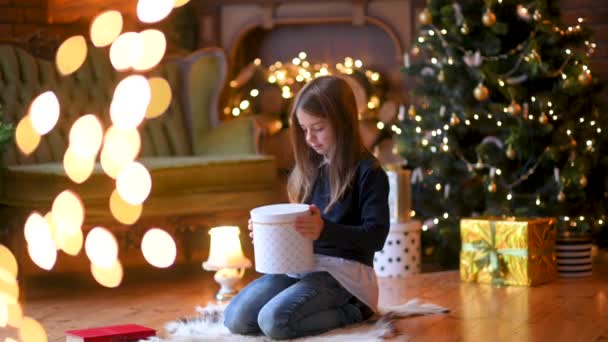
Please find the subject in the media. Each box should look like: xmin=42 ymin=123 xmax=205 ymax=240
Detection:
xmin=65 ymin=324 xmax=156 ymax=341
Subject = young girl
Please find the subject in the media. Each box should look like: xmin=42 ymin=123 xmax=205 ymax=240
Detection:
xmin=224 ymin=75 xmax=390 ymax=340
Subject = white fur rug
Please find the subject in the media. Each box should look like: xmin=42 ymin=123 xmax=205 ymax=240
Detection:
xmin=145 ymin=299 xmax=448 ymax=341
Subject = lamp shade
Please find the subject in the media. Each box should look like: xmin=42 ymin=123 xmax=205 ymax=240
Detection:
xmin=203 ymin=226 xmax=251 ymax=270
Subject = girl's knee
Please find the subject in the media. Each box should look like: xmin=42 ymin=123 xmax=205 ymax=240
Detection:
xmin=224 ymin=303 xmax=260 ymax=335
xmin=257 ymin=305 xmax=292 ymax=340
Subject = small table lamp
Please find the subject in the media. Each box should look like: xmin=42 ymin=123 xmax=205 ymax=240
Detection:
xmin=202 ymin=226 xmax=252 ymax=301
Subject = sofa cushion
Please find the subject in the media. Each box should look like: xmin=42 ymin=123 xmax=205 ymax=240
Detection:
xmin=0 ymin=155 xmax=276 ymax=220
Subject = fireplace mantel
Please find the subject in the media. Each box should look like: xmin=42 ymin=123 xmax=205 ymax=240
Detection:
xmin=195 ymin=0 xmax=418 ymax=100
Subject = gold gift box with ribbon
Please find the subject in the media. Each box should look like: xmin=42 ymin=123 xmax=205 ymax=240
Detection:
xmin=460 ymin=217 xmax=557 ymax=286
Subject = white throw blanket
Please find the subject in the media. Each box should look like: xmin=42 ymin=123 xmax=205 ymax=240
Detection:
xmin=147 ymin=299 xmax=448 ymax=341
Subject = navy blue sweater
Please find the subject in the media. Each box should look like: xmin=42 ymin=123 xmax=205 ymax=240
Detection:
xmin=305 ymin=155 xmax=390 ymax=267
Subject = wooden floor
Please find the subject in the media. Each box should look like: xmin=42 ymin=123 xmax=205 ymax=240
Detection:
xmin=2 ymin=263 xmax=607 ymax=341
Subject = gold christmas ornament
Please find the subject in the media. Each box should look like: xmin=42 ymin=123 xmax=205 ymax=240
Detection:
xmin=539 ymin=113 xmax=549 ymax=124
xmin=460 ymin=23 xmax=470 ymax=35
xmin=450 ymin=113 xmax=460 ymax=126
xmin=506 ymin=145 xmax=516 ymax=159
xmin=482 ymin=10 xmax=497 ymax=27
xmin=488 ymin=182 xmax=497 ymax=193
xmin=557 ymin=191 xmax=566 ymax=202
xmin=408 ymin=105 xmax=417 ymax=118
xmin=580 ymin=175 xmax=588 ymax=188
xmin=419 ymin=8 xmax=433 ymax=25
xmin=473 ymin=83 xmax=489 ymax=101
xmin=507 ymin=101 xmax=522 ymax=116
xmin=411 ymin=45 xmax=421 ymax=56
xmin=578 ymin=72 xmax=592 ymax=86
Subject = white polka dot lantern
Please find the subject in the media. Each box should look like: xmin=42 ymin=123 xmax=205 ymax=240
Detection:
xmin=374 ymin=220 xmax=421 ymax=277
xmin=250 ymin=203 xmax=314 ymax=274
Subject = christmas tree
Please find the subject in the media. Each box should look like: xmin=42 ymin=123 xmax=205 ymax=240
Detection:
xmin=399 ymin=0 xmax=607 ymax=266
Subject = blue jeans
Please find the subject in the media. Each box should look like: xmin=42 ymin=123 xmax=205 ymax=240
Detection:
xmin=224 ymin=272 xmax=365 ymax=340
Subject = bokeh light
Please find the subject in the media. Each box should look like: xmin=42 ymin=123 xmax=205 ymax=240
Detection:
xmin=109 ymin=32 xmax=143 ymax=71
xmin=27 ymin=239 xmax=56 ymax=271
xmin=109 ymin=190 xmax=143 ymax=225
xmin=63 ymin=147 xmax=95 ymax=184
xmin=15 ymin=115 xmax=40 ymax=155
xmin=55 ymin=35 xmax=87 ymax=76
xmin=85 ymin=227 xmax=118 ymax=268
xmin=116 ymin=162 xmax=151 ymax=205
xmin=146 ymin=77 xmax=172 ymax=118
xmin=91 ymin=260 xmax=124 ymax=288
xmin=174 ymin=0 xmax=191 ymax=7
xmin=110 ymin=75 xmax=151 ymax=130
xmin=90 ymin=10 xmax=123 ymax=47
xmin=137 ymin=0 xmax=174 ymax=23
xmin=0 ymin=245 xmax=18 ymax=279
xmin=7 ymin=302 xmax=22 ymax=327
xmin=51 ymin=191 xmax=85 ymax=237
xmin=141 ymin=228 xmax=176 ymax=268
xmin=28 ymin=91 xmax=60 ymax=135
xmin=19 ymin=317 xmax=47 ymax=342
xmin=100 ymin=126 xmax=141 ymax=179
xmin=69 ymin=114 xmax=103 ymax=158
xmin=133 ymin=29 xmax=166 ymax=71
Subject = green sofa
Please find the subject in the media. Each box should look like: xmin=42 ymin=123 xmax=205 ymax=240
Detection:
xmin=0 ymin=44 xmax=277 ymax=275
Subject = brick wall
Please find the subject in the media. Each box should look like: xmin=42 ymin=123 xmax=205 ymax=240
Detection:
xmin=560 ymin=0 xmax=608 ymax=82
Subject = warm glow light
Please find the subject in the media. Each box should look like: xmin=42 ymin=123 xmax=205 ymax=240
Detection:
xmin=85 ymin=227 xmax=118 ymax=268
xmin=63 ymin=148 xmax=95 ymax=184
xmin=15 ymin=115 xmax=40 ymax=155
xmin=203 ymin=226 xmax=251 ymax=270
xmin=0 ymin=245 xmax=18 ymax=279
xmin=23 ymin=212 xmax=52 ymax=247
xmin=109 ymin=32 xmax=143 ymax=71
xmin=173 ymin=0 xmax=191 ymax=7
xmin=141 ymin=228 xmax=176 ymax=268
xmin=51 ymin=191 xmax=85 ymax=238
xmin=59 ymin=227 xmax=83 ymax=257
xmin=0 ymin=304 xmax=8 ymax=327
xmin=146 ymin=77 xmax=172 ymax=118
xmin=110 ymin=75 xmax=151 ymax=129
xmin=69 ymin=114 xmax=103 ymax=158
xmin=19 ymin=317 xmax=47 ymax=342
xmin=29 ymin=91 xmax=60 ymax=135
xmin=7 ymin=302 xmax=22 ymax=328
xmin=27 ymin=240 xmax=56 ymax=271
xmin=90 ymin=10 xmax=123 ymax=47
xmin=109 ymin=189 xmax=143 ymax=225
xmin=0 ymin=276 xmax=18 ymax=304
xmin=116 ymin=162 xmax=152 ymax=205
xmin=100 ymin=126 xmax=141 ymax=179
xmin=55 ymin=36 xmax=87 ymax=76
xmin=137 ymin=0 xmax=174 ymax=23
xmin=91 ymin=260 xmax=124 ymax=288
xmin=133 ymin=29 xmax=166 ymax=71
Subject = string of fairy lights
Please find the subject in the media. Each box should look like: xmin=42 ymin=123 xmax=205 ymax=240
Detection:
xmin=223 ymin=53 xmax=385 ymax=122
xmin=401 ymin=1 xmax=603 ymax=231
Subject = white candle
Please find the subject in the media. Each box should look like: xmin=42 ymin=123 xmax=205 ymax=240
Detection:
xmin=403 ymin=52 xmax=410 ymax=68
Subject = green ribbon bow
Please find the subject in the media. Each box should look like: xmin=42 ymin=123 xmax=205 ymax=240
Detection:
xmin=462 ymin=221 xmax=528 ymax=286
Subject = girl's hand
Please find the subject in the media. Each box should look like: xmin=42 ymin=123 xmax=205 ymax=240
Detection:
xmin=295 ymin=205 xmax=324 ymax=240
xmin=248 ymin=218 xmax=254 ymax=242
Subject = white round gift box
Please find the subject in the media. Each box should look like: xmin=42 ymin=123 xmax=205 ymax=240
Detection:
xmin=250 ymin=203 xmax=314 ymax=274
xmin=374 ymin=220 xmax=421 ymax=277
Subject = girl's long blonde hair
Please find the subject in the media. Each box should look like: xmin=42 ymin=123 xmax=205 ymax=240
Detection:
xmin=287 ymin=76 xmax=366 ymax=212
